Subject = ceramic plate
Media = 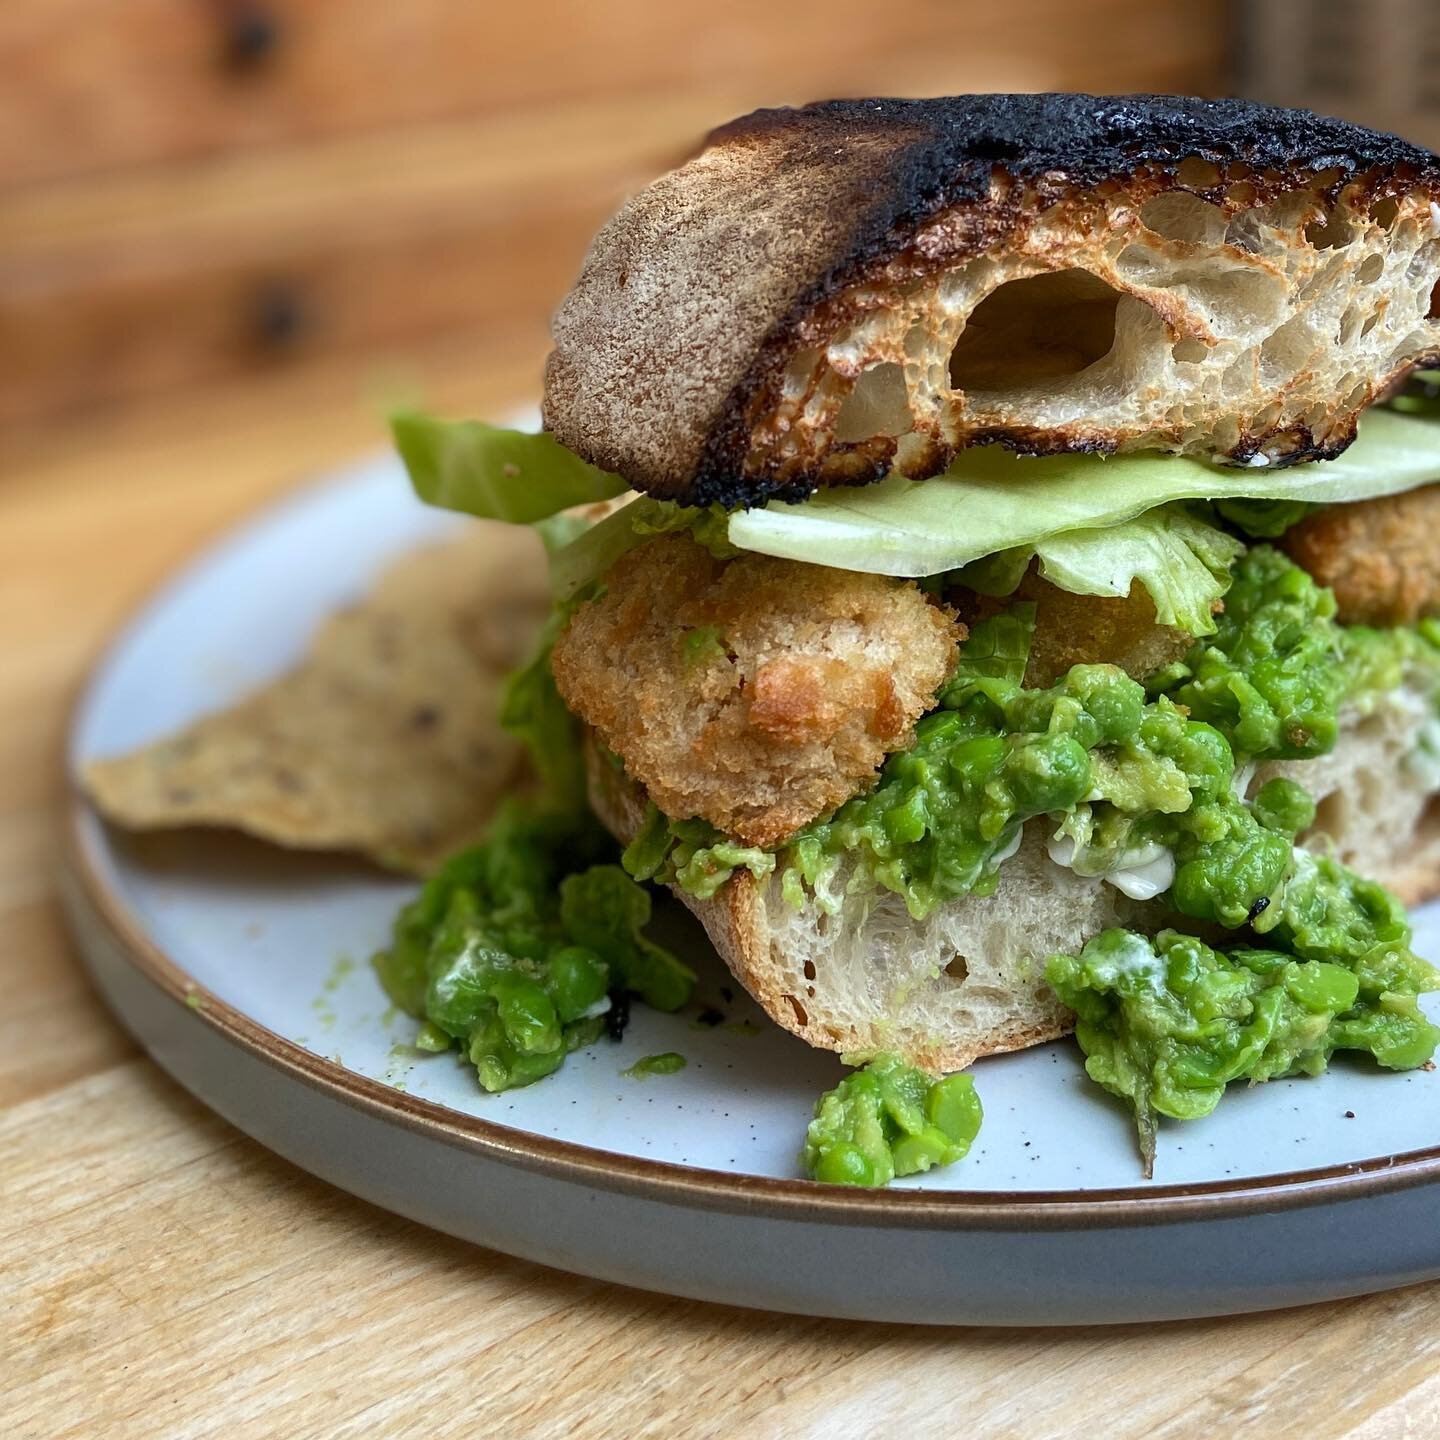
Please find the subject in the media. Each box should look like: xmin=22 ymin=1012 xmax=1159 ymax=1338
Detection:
xmin=63 ymin=453 xmax=1440 ymax=1325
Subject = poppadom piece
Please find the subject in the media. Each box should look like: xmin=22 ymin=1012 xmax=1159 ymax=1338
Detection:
xmin=83 ymin=525 xmax=549 ymax=874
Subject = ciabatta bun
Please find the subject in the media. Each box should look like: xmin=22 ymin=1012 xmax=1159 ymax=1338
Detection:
xmin=545 ymin=94 xmax=1440 ymax=506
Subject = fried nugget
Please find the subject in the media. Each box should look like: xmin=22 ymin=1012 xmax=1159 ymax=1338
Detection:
xmin=955 ymin=570 xmax=1196 ymax=688
xmin=551 ymin=534 xmax=960 ymax=846
xmin=1281 ymin=485 xmax=1440 ymax=626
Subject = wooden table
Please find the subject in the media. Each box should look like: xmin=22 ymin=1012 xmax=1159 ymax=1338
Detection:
xmin=8 ymin=353 xmax=1440 ymax=1439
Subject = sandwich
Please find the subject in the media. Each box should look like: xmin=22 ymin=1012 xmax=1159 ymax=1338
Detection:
xmin=92 ymin=94 xmax=1440 ymax=1184
xmin=392 ymin=94 xmax=1440 ymax=1178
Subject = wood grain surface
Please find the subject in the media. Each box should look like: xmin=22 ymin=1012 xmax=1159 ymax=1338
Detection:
xmin=6 ymin=346 xmax=1440 ymax=1440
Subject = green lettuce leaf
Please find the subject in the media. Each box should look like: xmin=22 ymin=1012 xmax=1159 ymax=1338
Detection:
xmin=392 ymin=413 xmax=625 ymax=522
xmin=1386 ymin=367 xmax=1440 ymax=419
xmin=546 ymin=496 xmax=735 ymax=600
xmin=1210 ymin=496 xmax=1316 ymax=538
xmin=955 ymin=505 xmax=1243 ymax=635
xmin=941 ymin=603 xmax=1037 ymax=694
xmin=545 ymin=500 xmax=659 ymax=600
xmin=498 ymin=608 xmax=584 ymax=807
xmin=727 ymin=408 xmax=1440 ymax=577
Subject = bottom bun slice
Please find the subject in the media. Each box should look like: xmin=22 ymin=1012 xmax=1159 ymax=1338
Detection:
xmin=585 ymin=682 xmax=1440 ymax=1073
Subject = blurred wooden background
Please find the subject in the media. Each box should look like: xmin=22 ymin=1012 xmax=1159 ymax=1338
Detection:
xmin=1 ymin=0 xmax=1231 ymax=440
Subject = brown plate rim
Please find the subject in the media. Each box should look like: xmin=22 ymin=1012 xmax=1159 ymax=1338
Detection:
xmin=61 ymin=476 xmax=1440 ymax=1235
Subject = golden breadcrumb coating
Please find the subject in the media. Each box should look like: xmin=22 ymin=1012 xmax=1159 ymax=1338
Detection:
xmin=551 ymin=534 xmax=961 ymax=846
xmin=955 ymin=569 xmax=1196 ymax=688
xmin=1282 ymin=485 xmax=1440 ymax=626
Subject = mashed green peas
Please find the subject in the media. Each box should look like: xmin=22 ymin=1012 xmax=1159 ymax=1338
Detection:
xmin=1047 ymin=927 xmax=1440 ymax=1170
xmin=803 ymin=1054 xmax=983 ymax=1186
xmin=375 ymin=804 xmax=695 ymax=1092
xmin=637 ymin=550 xmax=1440 ymax=942
xmin=1149 ymin=544 xmax=1435 ymax=759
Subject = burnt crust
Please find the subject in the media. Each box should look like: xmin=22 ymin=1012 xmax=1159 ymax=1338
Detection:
xmin=544 ymin=93 xmax=1440 ymax=507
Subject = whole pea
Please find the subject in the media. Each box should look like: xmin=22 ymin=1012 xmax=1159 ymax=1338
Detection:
xmin=548 ymin=945 xmax=609 ymax=1023
xmin=491 ymin=974 xmax=562 ymax=1055
xmin=1005 ymin=733 xmax=1092 ymax=813
xmin=1283 ymin=960 xmax=1359 ymax=1015
xmin=947 ymin=734 xmax=1008 ymax=787
xmin=813 ymin=1142 xmax=877 ymax=1186
xmin=1067 ymin=666 xmax=1145 ymax=744
xmin=926 ymin=1073 xmax=983 ymax=1144
xmin=1171 ymin=721 xmax=1234 ymax=792
xmin=1253 ymin=777 xmax=1316 ymax=836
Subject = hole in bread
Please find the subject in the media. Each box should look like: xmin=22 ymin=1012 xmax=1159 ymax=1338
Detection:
xmin=1357 ymin=767 xmax=1387 ymax=813
xmin=1357 ymin=254 xmax=1385 ymax=284
xmin=802 ymin=959 xmax=816 ymax=980
xmin=1140 ymin=192 xmax=1226 ymax=245
xmin=1307 ymin=789 xmax=1348 ymax=846
xmin=944 ymin=954 xmax=970 ymax=982
xmin=1361 ymin=310 xmax=1381 ymax=337
xmin=1177 ymin=157 xmax=1221 ymax=190
xmin=1172 ymin=338 xmax=1209 ymax=364
xmin=1429 ymin=279 xmax=1440 ymax=320
xmin=948 ymin=269 xmax=1120 ymax=392
xmin=1261 ymin=315 xmax=1322 ymax=385
xmin=1224 ymin=211 xmax=1275 ymax=256
xmin=1115 ymin=248 xmax=1284 ymax=331
xmin=784 ymin=994 xmax=808 ymax=1027
xmin=833 ymin=362 xmax=911 ymax=442
xmin=1306 ymin=213 xmax=1354 ymax=250
xmin=1338 ymin=306 xmax=1363 ymax=345
xmin=1251 ymin=400 xmax=1283 ymax=433
xmin=1371 ymin=195 xmax=1401 ymax=229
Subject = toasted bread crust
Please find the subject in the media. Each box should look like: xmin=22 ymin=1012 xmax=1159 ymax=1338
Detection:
xmin=546 ymin=94 xmax=1440 ymax=506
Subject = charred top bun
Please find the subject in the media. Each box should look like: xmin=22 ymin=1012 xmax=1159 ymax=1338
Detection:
xmin=543 ymin=93 xmax=1440 ymax=506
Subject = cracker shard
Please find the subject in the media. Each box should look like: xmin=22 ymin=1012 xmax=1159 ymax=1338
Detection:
xmin=545 ymin=93 xmax=1440 ymax=506
xmin=83 ymin=528 xmax=548 ymax=874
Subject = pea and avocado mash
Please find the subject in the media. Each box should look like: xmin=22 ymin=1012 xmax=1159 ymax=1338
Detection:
xmin=1047 ymin=927 xmax=1440 ymax=1171
xmin=1148 ymin=544 xmax=1436 ymax=760
xmin=621 ymin=543 xmax=1440 ymax=1180
xmin=633 ymin=549 xmax=1440 ymax=925
xmin=804 ymin=1054 xmax=983 ymax=1186
xmin=375 ymin=804 xmax=694 ymax=1093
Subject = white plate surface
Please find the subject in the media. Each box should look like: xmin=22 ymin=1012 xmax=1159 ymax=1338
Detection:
xmin=63 ymin=454 xmax=1440 ymax=1324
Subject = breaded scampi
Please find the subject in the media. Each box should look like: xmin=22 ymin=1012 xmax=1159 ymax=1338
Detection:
xmin=551 ymin=534 xmax=960 ymax=846
xmin=1281 ymin=484 xmax=1440 ymax=626
xmin=954 ymin=570 xmax=1198 ymax=688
